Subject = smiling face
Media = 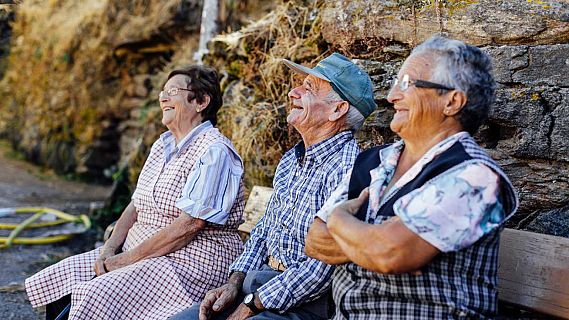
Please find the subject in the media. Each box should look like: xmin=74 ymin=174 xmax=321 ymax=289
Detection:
xmin=160 ymin=74 xmax=202 ymax=133
xmin=387 ymin=53 xmax=451 ymax=141
xmin=286 ymin=75 xmax=338 ymax=136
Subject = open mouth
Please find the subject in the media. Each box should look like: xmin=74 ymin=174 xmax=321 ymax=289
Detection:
xmin=163 ymin=106 xmax=175 ymax=112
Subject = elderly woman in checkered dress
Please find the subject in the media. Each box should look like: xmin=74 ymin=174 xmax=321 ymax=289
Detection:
xmin=306 ymin=36 xmax=519 ymax=319
xmin=25 ymin=66 xmax=245 ymax=320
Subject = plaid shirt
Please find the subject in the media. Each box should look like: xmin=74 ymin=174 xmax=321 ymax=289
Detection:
xmin=230 ymin=131 xmax=359 ymax=311
xmin=331 ymin=134 xmax=518 ymax=319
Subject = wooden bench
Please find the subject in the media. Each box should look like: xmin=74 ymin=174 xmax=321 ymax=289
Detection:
xmin=240 ymin=186 xmax=569 ymax=319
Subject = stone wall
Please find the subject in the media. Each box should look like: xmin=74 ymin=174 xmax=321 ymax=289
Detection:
xmin=323 ymin=0 xmax=569 ymax=235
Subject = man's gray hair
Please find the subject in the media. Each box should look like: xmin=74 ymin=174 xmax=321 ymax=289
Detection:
xmin=325 ymin=90 xmax=365 ymax=131
xmin=411 ymin=35 xmax=496 ymax=135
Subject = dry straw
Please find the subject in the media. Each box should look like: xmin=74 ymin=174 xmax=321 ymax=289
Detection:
xmin=0 ymin=0 xmax=186 ymax=175
xmin=205 ymin=0 xmax=327 ymax=189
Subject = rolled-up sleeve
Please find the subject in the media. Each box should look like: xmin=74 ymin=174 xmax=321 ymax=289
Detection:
xmin=175 ymin=143 xmax=243 ymax=225
xmin=394 ymin=162 xmax=504 ymax=253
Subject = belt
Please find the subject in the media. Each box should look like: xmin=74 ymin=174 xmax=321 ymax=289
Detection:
xmin=268 ymin=255 xmax=287 ymax=272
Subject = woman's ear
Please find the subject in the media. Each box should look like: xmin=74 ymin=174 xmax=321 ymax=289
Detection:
xmin=444 ymin=91 xmax=467 ymax=116
xmin=197 ymin=95 xmax=211 ymax=112
xmin=328 ymin=101 xmax=350 ymax=122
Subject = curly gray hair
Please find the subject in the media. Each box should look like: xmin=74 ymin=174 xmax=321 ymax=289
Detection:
xmin=411 ymin=36 xmax=496 ymax=134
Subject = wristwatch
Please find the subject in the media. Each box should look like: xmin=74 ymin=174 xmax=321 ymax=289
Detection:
xmin=243 ymin=292 xmax=262 ymax=314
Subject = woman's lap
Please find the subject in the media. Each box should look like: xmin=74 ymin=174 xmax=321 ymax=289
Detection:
xmin=69 ymin=256 xmax=195 ymax=319
xmin=25 ymin=247 xmax=100 ymax=307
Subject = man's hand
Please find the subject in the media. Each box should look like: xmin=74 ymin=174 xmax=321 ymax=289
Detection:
xmin=199 ymin=283 xmax=240 ymax=320
xmin=226 ymin=304 xmax=255 ymax=320
xmin=93 ymin=245 xmax=118 ymax=276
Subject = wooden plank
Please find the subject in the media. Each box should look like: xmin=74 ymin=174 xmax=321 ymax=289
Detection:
xmin=238 ymin=186 xmax=274 ymax=234
xmin=498 ymin=228 xmax=569 ymax=319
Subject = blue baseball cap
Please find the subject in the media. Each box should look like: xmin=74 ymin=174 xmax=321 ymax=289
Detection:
xmin=283 ymin=53 xmax=377 ymax=118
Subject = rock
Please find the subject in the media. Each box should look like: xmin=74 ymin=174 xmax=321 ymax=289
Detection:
xmin=322 ymin=0 xmax=569 ymax=52
xmin=353 ymin=59 xmax=402 ymax=103
xmin=524 ymin=204 xmax=569 ymax=237
xmin=485 ymin=44 xmax=569 ymax=87
xmin=490 ymin=150 xmax=569 ymax=214
xmin=490 ymin=87 xmax=568 ymax=162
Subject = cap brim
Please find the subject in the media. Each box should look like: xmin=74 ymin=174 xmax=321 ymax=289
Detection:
xmin=282 ymin=59 xmax=330 ymax=82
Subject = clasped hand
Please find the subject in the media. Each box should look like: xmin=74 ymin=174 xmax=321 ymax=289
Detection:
xmin=93 ymin=245 xmax=128 ymax=276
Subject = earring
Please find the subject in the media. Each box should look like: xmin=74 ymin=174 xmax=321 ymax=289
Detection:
xmin=196 ymin=108 xmax=201 ymax=113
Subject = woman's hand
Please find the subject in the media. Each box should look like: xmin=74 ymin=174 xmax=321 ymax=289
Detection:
xmin=329 ymin=188 xmax=369 ymax=222
xmin=93 ymin=201 xmax=138 ymax=276
xmin=93 ymin=245 xmax=118 ymax=276
xmin=102 ymin=252 xmax=133 ymax=273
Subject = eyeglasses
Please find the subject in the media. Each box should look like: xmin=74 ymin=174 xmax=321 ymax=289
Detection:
xmin=391 ymin=74 xmax=455 ymax=92
xmin=159 ymin=87 xmax=192 ymax=99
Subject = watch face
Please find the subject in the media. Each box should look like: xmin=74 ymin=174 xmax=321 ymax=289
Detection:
xmin=244 ymin=293 xmax=254 ymax=304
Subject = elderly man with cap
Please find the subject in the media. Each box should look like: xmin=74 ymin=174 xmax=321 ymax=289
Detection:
xmin=170 ymin=53 xmax=376 ymax=320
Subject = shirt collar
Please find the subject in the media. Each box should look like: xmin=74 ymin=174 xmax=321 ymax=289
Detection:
xmin=160 ymin=121 xmax=213 ymax=163
xmin=294 ymin=131 xmax=354 ymax=164
xmin=377 ymin=131 xmax=471 ymax=187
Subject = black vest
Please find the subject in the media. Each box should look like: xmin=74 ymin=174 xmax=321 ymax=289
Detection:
xmin=348 ymin=142 xmax=481 ymax=221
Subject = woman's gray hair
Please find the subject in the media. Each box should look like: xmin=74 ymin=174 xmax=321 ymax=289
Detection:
xmin=325 ymin=90 xmax=365 ymax=131
xmin=411 ymin=36 xmax=496 ymax=134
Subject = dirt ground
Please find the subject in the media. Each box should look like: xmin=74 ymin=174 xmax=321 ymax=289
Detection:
xmin=0 ymin=141 xmax=111 ymax=319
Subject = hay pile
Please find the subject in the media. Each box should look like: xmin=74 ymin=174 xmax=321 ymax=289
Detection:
xmin=203 ymin=0 xmax=327 ymax=189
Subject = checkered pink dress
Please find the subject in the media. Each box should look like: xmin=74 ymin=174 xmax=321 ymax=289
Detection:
xmin=25 ymin=128 xmax=245 ymax=319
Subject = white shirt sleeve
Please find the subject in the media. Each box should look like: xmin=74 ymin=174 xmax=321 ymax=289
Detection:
xmin=175 ymin=143 xmax=243 ymax=225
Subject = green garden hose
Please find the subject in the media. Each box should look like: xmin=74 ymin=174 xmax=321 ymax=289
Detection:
xmin=0 ymin=207 xmax=91 ymax=249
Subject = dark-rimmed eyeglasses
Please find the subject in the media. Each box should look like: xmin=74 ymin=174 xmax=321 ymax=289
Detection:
xmin=392 ymin=74 xmax=455 ymax=92
xmin=159 ymin=87 xmax=192 ymax=99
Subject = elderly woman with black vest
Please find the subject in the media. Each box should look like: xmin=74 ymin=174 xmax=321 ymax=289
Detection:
xmin=305 ymin=36 xmax=518 ymax=319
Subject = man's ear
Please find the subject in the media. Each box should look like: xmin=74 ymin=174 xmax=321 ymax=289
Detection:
xmin=328 ymin=101 xmax=350 ymax=122
xmin=444 ymin=91 xmax=467 ymax=116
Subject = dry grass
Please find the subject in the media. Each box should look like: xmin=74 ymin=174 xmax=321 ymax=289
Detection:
xmin=0 ymin=0 xmax=187 ymax=176
xmin=204 ymin=0 xmax=327 ymax=188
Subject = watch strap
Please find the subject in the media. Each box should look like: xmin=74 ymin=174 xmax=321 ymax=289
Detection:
xmin=244 ymin=293 xmax=262 ymax=314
